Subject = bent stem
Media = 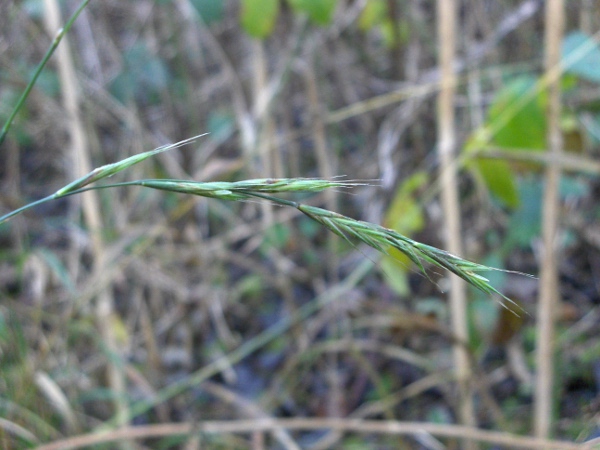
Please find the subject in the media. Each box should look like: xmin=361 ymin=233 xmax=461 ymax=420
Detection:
xmin=0 ymin=140 xmax=530 ymax=314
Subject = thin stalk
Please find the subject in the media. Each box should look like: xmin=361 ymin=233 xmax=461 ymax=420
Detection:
xmin=0 ymin=195 xmax=56 ymax=224
xmin=535 ymin=0 xmax=564 ymax=438
xmin=436 ymin=1 xmax=476 ymax=446
xmin=0 ymin=0 xmax=90 ymax=147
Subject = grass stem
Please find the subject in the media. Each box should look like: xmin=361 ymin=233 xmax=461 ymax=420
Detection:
xmin=0 ymin=0 xmax=90 ymax=147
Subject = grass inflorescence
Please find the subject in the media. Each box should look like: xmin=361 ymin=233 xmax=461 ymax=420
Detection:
xmin=0 ymin=135 xmax=531 ymax=313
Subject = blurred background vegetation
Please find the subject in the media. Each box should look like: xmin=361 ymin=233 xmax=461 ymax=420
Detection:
xmin=0 ymin=0 xmax=599 ymax=448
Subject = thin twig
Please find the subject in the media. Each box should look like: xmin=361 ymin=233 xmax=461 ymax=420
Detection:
xmin=436 ymin=2 xmax=477 ymax=447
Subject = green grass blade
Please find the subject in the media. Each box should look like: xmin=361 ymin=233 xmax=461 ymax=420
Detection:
xmin=0 ymin=195 xmax=55 ymax=224
xmin=0 ymin=0 xmax=91 ymax=147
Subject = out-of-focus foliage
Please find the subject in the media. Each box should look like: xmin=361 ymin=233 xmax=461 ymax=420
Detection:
xmin=464 ymin=75 xmax=546 ymax=209
xmin=1 ymin=1 xmax=599 ymax=447
xmin=189 ymin=0 xmax=225 ymax=24
xmin=465 ymin=32 xmax=600 ymax=210
xmin=241 ymin=0 xmax=338 ymax=39
xmin=288 ymin=0 xmax=338 ymax=26
xmin=110 ymin=43 xmax=170 ymax=103
xmin=358 ymin=0 xmax=408 ymax=48
xmin=563 ymin=31 xmax=600 ymax=84
xmin=240 ymin=0 xmax=279 ymax=38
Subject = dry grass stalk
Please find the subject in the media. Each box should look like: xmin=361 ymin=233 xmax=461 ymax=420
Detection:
xmin=535 ymin=0 xmax=564 ymax=438
xmin=436 ymin=0 xmax=476 ymax=445
xmin=42 ymin=0 xmax=133 ymax=444
xmin=34 ymin=418 xmax=597 ymax=450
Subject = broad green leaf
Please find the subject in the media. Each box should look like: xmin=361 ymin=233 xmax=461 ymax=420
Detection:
xmin=465 ymin=128 xmax=519 ymax=208
xmin=241 ymin=0 xmax=279 ymax=38
xmin=487 ymin=76 xmax=547 ymax=150
xmin=463 ymin=127 xmax=519 ymax=208
xmin=287 ymin=0 xmax=337 ymax=26
xmin=463 ymin=76 xmax=548 ymax=208
xmin=472 ymin=158 xmax=519 ymax=208
xmin=563 ymin=31 xmax=600 ymax=84
xmin=385 ymin=171 xmax=427 ymax=234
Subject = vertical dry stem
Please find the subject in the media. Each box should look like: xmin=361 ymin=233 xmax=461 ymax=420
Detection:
xmin=535 ymin=0 xmax=564 ymax=438
xmin=436 ymin=0 xmax=476 ymax=447
xmin=302 ymin=56 xmax=343 ymax=418
xmin=43 ymin=0 xmax=129 ymax=442
xmin=302 ymin=58 xmax=338 ymax=249
xmin=252 ymin=40 xmax=274 ymax=226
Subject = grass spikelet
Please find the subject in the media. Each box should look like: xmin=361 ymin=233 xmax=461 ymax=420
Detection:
xmin=0 ymin=141 xmax=531 ymax=313
xmin=293 ymin=203 xmax=531 ymax=314
xmin=0 ymin=135 xmax=207 ymax=224
xmin=229 ymin=178 xmax=369 ymax=193
xmin=55 ymin=134 xmax=207 ymax=196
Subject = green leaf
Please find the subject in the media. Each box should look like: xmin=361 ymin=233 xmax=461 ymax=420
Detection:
xmin=472 ymin=157 xmax=519 ymax=208
xmin=385 ymin=171 xmax=427 ymax=234
xmin=563 ymin=31 xmax=600 ymax=84
xmin=241 ymin=0 xmax=279 ymax=38
xmin=463 ymin=76 xmax=549 ymax=208
xmin=487 ymin=75 xmax=547 ymax=150
xmin=287 ymin=0 xmax=337 ymax=26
